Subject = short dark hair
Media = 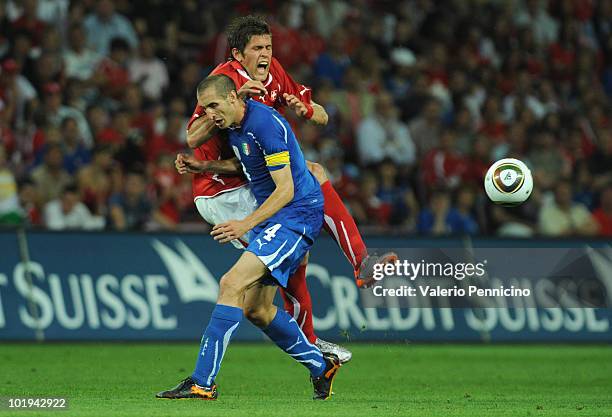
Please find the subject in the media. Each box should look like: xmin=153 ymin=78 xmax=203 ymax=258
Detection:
xmin=109 ymin=37 xmax=130 ymax=52
xmin=226 ymin=15 xmax=271 ymax=54
xmin=197 ymin=74 xmax=236 ymax=98
xmin=62 ymin=182 xmax=79 ymax=195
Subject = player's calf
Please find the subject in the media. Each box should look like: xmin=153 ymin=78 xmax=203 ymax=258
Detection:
xmin=244 ymin=303 xmax=276 ymax=328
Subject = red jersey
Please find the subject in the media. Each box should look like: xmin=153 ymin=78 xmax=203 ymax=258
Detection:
xmin=188 ymin=58 xmax=312 ymax=199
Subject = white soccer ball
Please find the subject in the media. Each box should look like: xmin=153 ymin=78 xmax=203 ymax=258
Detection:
xmin=484 ymin=158 xmax=533 ymax=206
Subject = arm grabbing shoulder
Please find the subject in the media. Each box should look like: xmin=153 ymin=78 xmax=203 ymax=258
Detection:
xmin=186 ymin=116 xmax=218 ymax=148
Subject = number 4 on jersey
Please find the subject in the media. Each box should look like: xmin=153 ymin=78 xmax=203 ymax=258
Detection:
xmin=255 ymin=224 xmax=282 ymax=250
xmin=263 ymin=224 xmax=282 ymax=242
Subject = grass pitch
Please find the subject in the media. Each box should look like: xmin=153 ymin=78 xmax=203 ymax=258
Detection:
xmin=0 ymin=343 xmax=610 ymax=416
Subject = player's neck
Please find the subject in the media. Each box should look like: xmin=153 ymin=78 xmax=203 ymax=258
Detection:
xmin=230 ymin=101 xmax=247 ymax=129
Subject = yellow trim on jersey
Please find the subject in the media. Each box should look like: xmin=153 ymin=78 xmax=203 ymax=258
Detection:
xmin=265 ymin=151 xmax=290 ymax=167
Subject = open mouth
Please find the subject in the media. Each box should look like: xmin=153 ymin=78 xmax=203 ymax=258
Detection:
xmin=256 ymin=61 xmax=269 ymax=76
xmin=214 ymin=117 xmax=224 ymax=127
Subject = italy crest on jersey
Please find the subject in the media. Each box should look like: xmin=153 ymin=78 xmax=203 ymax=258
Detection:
xmin=242 ymin=142 xmax=250 ymax=156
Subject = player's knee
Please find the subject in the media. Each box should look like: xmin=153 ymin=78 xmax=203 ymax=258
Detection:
xmin=306 ymin=161 xmax=328 ymax=184
xmin=244 ymin=304 xmax=274 ymax=328
xmin=218 ymin=272 xmax=245 ymax=300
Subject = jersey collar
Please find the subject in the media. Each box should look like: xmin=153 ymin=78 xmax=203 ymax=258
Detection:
xmin=230 ymin=60 xmax=273 ymax=87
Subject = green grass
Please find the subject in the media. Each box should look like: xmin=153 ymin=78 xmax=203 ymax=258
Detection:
xmin=0 ymin=343 xmax=610 ymax=416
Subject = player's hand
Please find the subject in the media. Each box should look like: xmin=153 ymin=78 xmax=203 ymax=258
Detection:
xmin=175 ymin=153 xmax=207 ymax=174
xmin=283 ymin=93 xmax=308 ymax=117
xmin=237 ymin=80 xmax=268 ymax=98
xmin=211 ymin=220 xmax=250 ymax=244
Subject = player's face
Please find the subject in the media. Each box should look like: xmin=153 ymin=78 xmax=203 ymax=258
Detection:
xmin=233 ymin=34 xmax=272 ymax=82
xmin=198 ymin=88 xmax=239 ymax=129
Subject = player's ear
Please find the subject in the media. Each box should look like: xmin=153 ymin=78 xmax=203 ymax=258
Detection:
xmin=231 ymin=48 xmax=243 ymax=62
xmin=228 ymin=90 xmax=238 ymax=102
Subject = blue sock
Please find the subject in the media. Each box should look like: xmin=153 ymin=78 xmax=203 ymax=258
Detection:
xmin=263 ymin=308 xmax=325 ymax=377
xmin=192 ymin=304 xmax=242 ymax=387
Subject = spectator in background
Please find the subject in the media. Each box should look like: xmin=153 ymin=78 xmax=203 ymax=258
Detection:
xmin=377 ymin=159 xmax=418 ymax=230
xmin=417 ymin=189 xmax=452 ymax=235
xmin=528 ymin=128 xmax=570 ymax=190
xmin=17 ymin=177 xmax=42 ymax=226
xmin=271 ymin=3 xmax=303 ymax=72
xmin=128 ymin=37 xmax=169 ymax=101
xmin=30 ymin=143 xmax=71 ymax=203
xmin=421 ymin=128 xmax=467 ymax=190
xmin=146 ymin=112 xmax=184 ymax=163
xmin=5 ymin=30 xmax=37 ymax=79
xmin=314 ymin=27 xmax=350 ymax=88
xmin=43 ymin=182 xmax=104 ymax=230
xmin=453 ymin=106 xmax=478 ymax=156
xmin=77 ymin=144 xmax=113 ymax=217
xmin=108 ymin=170 xmax=150 ymax=230
xmin=538 ymin=180 xmax=599 ymax=236
xmin=356 ymin=92 xmax=415 ymax=166
xmin=97 ymin=107 xmax=131 ymax=148
xmin=63 ymin=23 xmax=101 ymax=82
xmin=330 ymin=67 xmax=374 ymax=136
xmin=35 ymin=0 xmax=69 ymax=29
xmin=408 ymin=97 xmax=443 ymax=156
xmin=11 ymin=0 xmax=47 ymax=47
xmin=0 ymin=143 xmax=21 ymax=224
xmin=38 ymin=82 xmax=93 ymax=147
xmin=108 ymin=170 xmax=174 ymax=230
xmin=312 ymin=0 xmax=348 ymax=39
xmin=356 ymin=171 xmax=392 ymax=227
xmin=0 ymin=99 xmax=15 ymax=158
xmin=25 ymin=49 xmax=62 ymax=95
xmin=94 ymin=37 xmax=131 ymax=100
xmin=174 ymin=0 xmax=212 ymax=52
xmin=60 ymin=117 xmax=90 ymax=175
xmin=463 ymin=136 xmax=491 ymax=185
xmin=418 ymin=187 xmax=479 ymax=235
xmin=83 ymin=0 xmax=138 ymax=54
xmin=514 ymin=0 xmax=559 ymax=46
xmin=449 ymin=186 xmax=479 ymax=235
xmin=121 ymin=84 xmax=153 ymax=142
xmin=164 ymin=61 xmax=201 ymax=115
xmin=151 ymin=154 xmax=182 ymax=228
xmin=593 ymin=185 xmax=612 ymax=236
xmin=0 ymin=58 xmax=37 ymax=130
xmin=386 ymin=48 xmax=417 ymax=104
xmin=298 ymin=5 xmax=326 ymax=67
xmin=589 ymin=129 xmax=612 ymax=190
xmin=85 ymin=103 xmax=109 ymax=141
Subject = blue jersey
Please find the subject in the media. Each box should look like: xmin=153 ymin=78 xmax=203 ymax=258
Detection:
xmin=228 ymin=100 xmax=323 ymax=211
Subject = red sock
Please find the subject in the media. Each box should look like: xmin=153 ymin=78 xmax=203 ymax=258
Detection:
xmin=320 ymin=180 xmax=367 ymax=273
xmin=280 ymin=264 xmax=317 ymax=344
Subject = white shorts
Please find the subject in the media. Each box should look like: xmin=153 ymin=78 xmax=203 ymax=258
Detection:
xmin=194 ymin=185 xmax=257 ymax=249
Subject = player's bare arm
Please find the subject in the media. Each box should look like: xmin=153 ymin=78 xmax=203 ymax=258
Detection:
xmin=283 ymin=93 xmax=328 ymax=125
xmin=211 ymin=164 xmax=294 ymax=243
xmin=186 ymin=116 xmax=218 ymax=148
xmin=175 ymin=153 xmax=241 ymax=175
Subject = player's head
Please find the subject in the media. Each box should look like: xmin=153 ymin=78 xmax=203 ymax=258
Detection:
xmin=196 ymin=74 xmax=242 ymax=129
xmin=227 ymin=15 xmax=272 ymax=82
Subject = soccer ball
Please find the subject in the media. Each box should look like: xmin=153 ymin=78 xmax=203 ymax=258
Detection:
xmin=484 ymin=158 xmax=533 ymax=206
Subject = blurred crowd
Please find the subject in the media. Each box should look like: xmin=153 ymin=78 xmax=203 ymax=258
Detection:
xmin=0 ymin=0 xmax=611 ymax=237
